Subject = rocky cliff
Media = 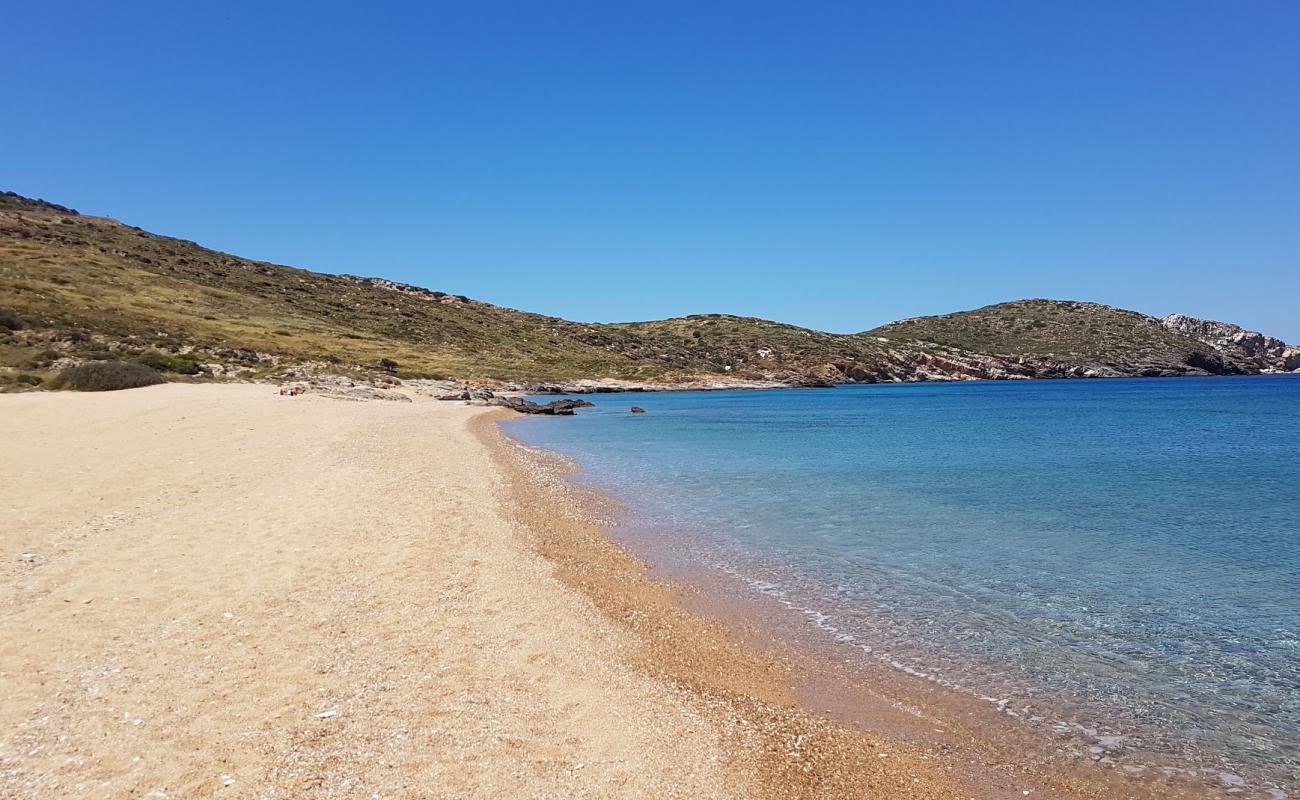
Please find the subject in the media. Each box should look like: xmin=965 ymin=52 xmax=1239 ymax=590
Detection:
xmin=1161 ymin=314 xmax=1300 ymax=373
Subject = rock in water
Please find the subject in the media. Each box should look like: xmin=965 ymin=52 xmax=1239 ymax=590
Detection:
xmin=487 ymin=397 xmax=594 ymax=415
xmin=631 ymin=406 xmax=646 ymax=413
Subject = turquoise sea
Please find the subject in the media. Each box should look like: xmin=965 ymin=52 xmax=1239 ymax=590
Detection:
xmin=502 ymin=376 xmax=1299 ymax=796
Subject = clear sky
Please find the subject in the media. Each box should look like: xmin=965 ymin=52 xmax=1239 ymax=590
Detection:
xmin=6 ymin=1 xmax=1299 ymax=339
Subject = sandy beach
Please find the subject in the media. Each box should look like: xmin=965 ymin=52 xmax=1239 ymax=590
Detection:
xmin=2 ymin=383 xmax=1148 ymax=799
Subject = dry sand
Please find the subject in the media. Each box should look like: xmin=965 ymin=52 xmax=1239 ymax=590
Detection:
xmin=0 ymin=383 xmax=1128 ymax=799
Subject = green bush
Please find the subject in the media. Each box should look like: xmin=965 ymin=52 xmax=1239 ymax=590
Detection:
xmin=22 ymin=349 xmax=61 ymax=369
xmin=0 ymin=308 xmax=23 ymax=331
xmin=51 ymin=361 xmax=166 ymax=392
xmin=135 ymin=350 xmax=202 ymax=375
xmin=395 ymin=369 xmax=445 ymax=380
xmin=0 ymin=373 xmax=44 ymax=389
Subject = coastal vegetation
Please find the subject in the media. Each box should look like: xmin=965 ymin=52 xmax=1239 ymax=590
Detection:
xmin=2 ymin=191 xmax=1295 ymax=390
xmin=47 ymin=361 xmax=166 ymax=392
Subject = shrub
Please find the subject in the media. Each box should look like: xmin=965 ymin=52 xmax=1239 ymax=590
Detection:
xmin=72 ymin=348 xmax=113 ymax=361
xmin=170 ymin=358 xmax=202 ymax=375
xmin=133 ymin=350 xmax=170 ymax=370
xmin=22 ymin=349 xmax=61 ymax=369
xmin=396 ymin=369 xmax=449 ymax=380
xmin=51 ymin=361 xmax=166 ymax=392
xmin=378 ymin=357 xmax=399 ymax=371
xmin=0 ymin=373 xmax=44 ymax=389
xmin=0 ymin=308 xmax=23 ymax=331
xmin=135 ymin=350 xmax=202 ymax=375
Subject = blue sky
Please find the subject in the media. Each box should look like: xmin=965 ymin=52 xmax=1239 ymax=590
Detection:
xmin=5 ymin=2 xmax=1299 ymax=339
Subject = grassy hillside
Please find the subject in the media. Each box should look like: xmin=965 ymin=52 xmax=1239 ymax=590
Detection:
xmin=0 ymin=193 xmax=617 ymax=380
xmin=1 ymin=191 xmax=1288 ymax=390
xmin=870 ymin=299 xmax=1260 ymax=375
xmin=1 ymin=191 xmax=878 ymax=384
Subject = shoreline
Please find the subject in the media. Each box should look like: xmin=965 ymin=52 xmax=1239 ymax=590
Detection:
xmin=479 ymin=370 xmax=1300 ymax=398
xmin=480 ymin=414 xmax=1232 ymax=800
xmin=0 ymin=383 xmax=1241 ymax=797
xmin=472 ymin=413 xmax=977 ymax=798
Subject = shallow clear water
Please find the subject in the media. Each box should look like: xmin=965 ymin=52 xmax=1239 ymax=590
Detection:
xmin=502 ymin=376 xmax=1300 ymax=793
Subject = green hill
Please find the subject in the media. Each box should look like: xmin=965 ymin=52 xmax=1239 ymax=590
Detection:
xmin=868 ymin=299 xmax=1274 ymax=376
